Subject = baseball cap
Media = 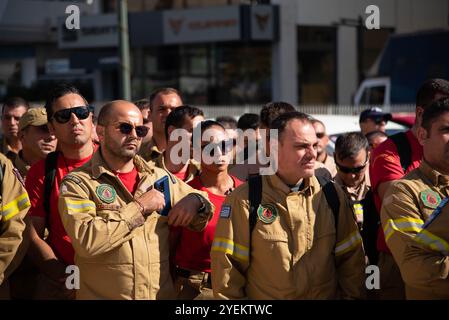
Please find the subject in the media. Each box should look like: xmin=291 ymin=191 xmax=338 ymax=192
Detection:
xmin=359 ymin=107 xmax=392 ymax=123
xmin=19 ymin=107 xmax=48 ymax=131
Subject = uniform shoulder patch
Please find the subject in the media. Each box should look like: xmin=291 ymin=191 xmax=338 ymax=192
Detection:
xmin=420 ymin=189 xmax=441 ymax=209
xmin=257 ymin=203 xmax=278 ymax=224
xmin=96 ymin=184 xmax=117 ymax=204
xmin=220 ymin=205 xmax=231 ymax=218
xmin=63 ymin=174 xmax=82 ymax=185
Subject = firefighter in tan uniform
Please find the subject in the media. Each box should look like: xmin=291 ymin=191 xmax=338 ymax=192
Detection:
xmin=211 ymin=112 xmax=366 ymax=300
xmin=0 ymin=153 xmax=30 ymax=299
xmin=403 ymin=201 xmax=449 ymax=299
xmin=381 ymin=97 xmax=449 ymax=299
xmin=58 ymin=101 xmax=213 ymax=300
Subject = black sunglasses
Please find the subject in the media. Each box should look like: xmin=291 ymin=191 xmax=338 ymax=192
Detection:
xmin=316 ymin=132 xmax=325 ymax=139
xmin=52 ymin=106 xmax=91 ymax=124
xmin=201 ymin=139 xmax=234 ymax=156
xmin=117 ymin=122 xmax=149 ymax=138
xmin=371 ymin=117 xmax=387 ymax=125
xmin=335 ymin=159 xmax=368 ymax=174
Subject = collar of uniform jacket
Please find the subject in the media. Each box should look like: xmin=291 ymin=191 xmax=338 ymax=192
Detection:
xmin=91 ymin=147 xmax=155 ymax=180
xmin=139 ymin=137 xmax=163 ymax=161
xmin=267 ymin=173 xmax=316 ymax=196
xmin=420 ymin=160 xmax=449 ymax=186
xmin=154 ymin=152 xmax=200 ymax=181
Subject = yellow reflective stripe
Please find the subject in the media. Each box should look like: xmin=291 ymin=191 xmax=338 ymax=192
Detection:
xmin=383 ymin=218 xmax=424 ymax=242
xmin=335 ymin=230 xmax=362 ymax=256
xmin=2 ymin=192 xmax=30 ymax=221
xmin=353 ymin=204 xmax=363 ymax=217
xmin=66 ymin=199 xmax=96 ymax=213
xmin=414 ymin=230 xmax=449 ymax=255
xmin=211 ymin=237 xmax=249 ymax=262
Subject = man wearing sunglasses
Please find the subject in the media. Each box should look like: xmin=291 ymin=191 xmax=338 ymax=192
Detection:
xmin=1 ymin=97 xmax=29 ymax=161
xmin=359 ymin=107 xmax=392 ymax=136
xmin=152 ymin=105 xmax=203 ymax=183
xmin=334 ymin=132 xmax=370 ymax=227
xmin=139 ymin=88 xmax=183 ymax=162
xmin=58 ymin=100 xmax=213 ymax=300
xmin=311 ymin=118 xmax=337 ymax=177
xmin=25 ymin=84 xmax=96 ymax=299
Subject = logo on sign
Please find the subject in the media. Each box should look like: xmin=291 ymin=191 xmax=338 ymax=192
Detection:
xmin=255 ymin=14 xmax=270 ymax=31
xmin=169 ymin=19 xmax=184 ymax=35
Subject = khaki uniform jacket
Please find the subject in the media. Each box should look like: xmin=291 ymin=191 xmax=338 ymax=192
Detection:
xmin=403 ymin=202 xmax=449 ymax=299
xmin=150 ymin=152 xmax=200 ymax=183
xmin=0 ymin=154 xmax=30 ymax=287
xmin=211 ymin=174 xmax=366 ymax=300
xmin=58 ymin=151 xmax=214 ymax=300
xmin=381 ymin=160 xmax=449 ymax=299
xmin=0 ymin=137 xmax=17 ymax=162
xmin=13 ymin=152 xmax=30 ymax=180
xmin=334 ymin=171 xmax=371 ymax=225
xmin=139 ymin=138 xmax=163 ymax=162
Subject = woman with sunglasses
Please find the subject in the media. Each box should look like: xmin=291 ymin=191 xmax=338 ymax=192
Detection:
xmin=171 ymin=120 xmax=243 ymax=300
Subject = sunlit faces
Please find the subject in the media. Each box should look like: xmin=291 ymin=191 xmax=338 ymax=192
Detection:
xmin=200 ymin=126 xmax=233 ymax=170
xmin=150 ymin=93 xmax=183 ymax=135
xmin=20 ymin=125 xmax=57 ymax=161
xmin=102 ymin=107 xmax=144 ymax=162
xmin=48 ymin=93 xmax=93 ymax=147
xmin=418 ymin=111 xmax=449 ymax=175
xmin=276 ymin=119 xmax=318 ymax=182
xmin=2 ymin=106 xmax=27 ymax=139
xmin=312 ymin=121 xmax=328 ymax=156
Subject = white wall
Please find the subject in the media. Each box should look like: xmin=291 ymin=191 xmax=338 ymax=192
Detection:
xmin=271 ymin=0 xmax=298 ymax=104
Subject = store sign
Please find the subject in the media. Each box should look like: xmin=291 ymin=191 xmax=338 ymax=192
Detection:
xmin=163 ymin=6 xmax=241 ymax=44
xmin=58 ymin=14 xmax=118 ymax=49
xmin=250 ymin=5 xmax=276 ymax=40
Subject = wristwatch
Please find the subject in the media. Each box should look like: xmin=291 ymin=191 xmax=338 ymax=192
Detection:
xmin=192 ymin=193 xmax=207 ymax=213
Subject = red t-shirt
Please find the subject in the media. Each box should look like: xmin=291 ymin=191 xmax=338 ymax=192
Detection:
xmin=174 ymin=175 xmax=243 ymax=272
xmin=369 ymin=130 xmax=423 ymax=253
xmin=116 ymin=167 xmax=140 ymax=195
xmin=173 ymin=170 xmax=188 ymax=182
xmin=26 ymin=152 xmax=94 ymax=266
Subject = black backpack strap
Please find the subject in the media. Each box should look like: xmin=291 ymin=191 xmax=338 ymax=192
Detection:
xmin=44 ymin=151 xmax=59 ymax=228
xmin=390 ymin=131 xmax=412 ymax=172
xmin=248 ymin=175 xmax=262 ymax=256
xmin=316 ymin=175 xmax=340 ymax=227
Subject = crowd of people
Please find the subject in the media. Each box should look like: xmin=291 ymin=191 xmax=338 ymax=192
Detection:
xmin=0 ymin=78 xmax=448 ymax=300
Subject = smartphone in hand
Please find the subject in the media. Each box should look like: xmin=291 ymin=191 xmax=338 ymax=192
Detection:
xmin=153 ymin=176 xmax=172 ymax=216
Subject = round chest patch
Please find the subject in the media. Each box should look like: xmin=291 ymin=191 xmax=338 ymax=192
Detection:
xmin=96 ymin=184 xmax=117 ymax=204
xmin=257 ymin=203 xmax=278 ymax=224
xmin=419 ymin=189 xmax=441 ymax=209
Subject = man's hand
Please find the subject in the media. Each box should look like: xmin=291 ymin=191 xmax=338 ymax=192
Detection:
xmin=167 ymin=194 xmax=202 ymax=227
xmin=135 ymin=187 xmax=166 ymax=216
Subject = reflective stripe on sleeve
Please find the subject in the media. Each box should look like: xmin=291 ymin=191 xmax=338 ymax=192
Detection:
xmin=383 ymin=217 xmax=424 ymax=242
xmin=211 ymin=237 xmax=250 ymax=262
xmin=66 ymin=199 xmax=96 ymax=213
xmin=414 ymin=229 xmax=449 ymax=256
xmin=335 ymin=230 xmax=363 ymax=256
xmin=2 ymin=192 xmax=30 ymax=221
